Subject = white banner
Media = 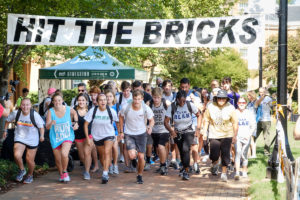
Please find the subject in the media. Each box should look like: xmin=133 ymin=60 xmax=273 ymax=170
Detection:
xmin=7 ymin=13 xmax=265 ymax=48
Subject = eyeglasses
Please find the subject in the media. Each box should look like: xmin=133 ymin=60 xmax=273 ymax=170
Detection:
xmin=78 ymin=90 xmax=85 ymax=92
xmin=238 ymin=102 xmax=247 ymax=104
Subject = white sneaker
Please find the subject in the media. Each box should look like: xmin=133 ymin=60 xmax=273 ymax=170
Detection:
xmin=202 ymin=155 xmax=209 ymax=162
xmin=221 ymin=173 xmax=227 ymax=182
xmin=109 ymin=165 xmax=114 ymax=174
xmin=113 ymin=165 xmax=119 ymax=174
xmin=242 ymin=172 xmax=248 ymax=178
xmin=234 ymin=172 xmax=240 ymax=180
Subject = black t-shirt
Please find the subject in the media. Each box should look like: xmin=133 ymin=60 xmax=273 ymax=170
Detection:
xmin=75 ymin=109 xmax=92 ymax=139
xmin=143 ymin=91 xmax=152 ymax=104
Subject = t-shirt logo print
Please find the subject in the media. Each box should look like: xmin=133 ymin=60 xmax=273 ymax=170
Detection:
xmin=54 ymin=122 xmax=71 ymax=143
xmin=214 ymin=110 xmax=225 ymax=128
xmin=174 ymin=111 xmax=190 ymax=120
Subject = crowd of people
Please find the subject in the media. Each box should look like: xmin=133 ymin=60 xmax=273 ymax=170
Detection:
xmin=1 ymin=76 xmax=275 ymax=184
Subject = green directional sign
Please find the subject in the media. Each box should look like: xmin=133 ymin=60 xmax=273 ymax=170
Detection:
xmin=39 ymin=69 xmax=135 ymax=80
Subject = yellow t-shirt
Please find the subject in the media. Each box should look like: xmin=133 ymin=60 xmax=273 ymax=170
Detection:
xmin=204 ymin=102 xmax=237 ymax=139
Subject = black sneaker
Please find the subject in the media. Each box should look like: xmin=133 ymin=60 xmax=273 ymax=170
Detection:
xmin=178 ymin=168 xmax=184 ymax=177
xmin=182 ymin=171 xmax=190 ymax=180
xmin=160 ymin=166 xmax=168 ymax=176
xmin=211 ymin=164 xmax=219 ymax=176
xmin=170 ymin=161 xmax=179 ymax=170
xmin=155 ymin=167 xmax=161 ymax=173
xmin=136 ymin=175 xmax=143 ymax=184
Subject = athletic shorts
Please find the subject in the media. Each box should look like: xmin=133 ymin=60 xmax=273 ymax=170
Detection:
xmin=124 ymin=133 xmax=147 ymax=153
xmin=14 ymin=141 xmax=38 ymax=149
xmin=147 ymin=133 xmax=153 ymax=145
xmin=151 ymin=133 xmax=170 ymax=148
xmin=54 ymin=140 xmax=73 ymax=150
xmin=94 ymin=136 xmax=115 ymax=146
xmin=75 ymin=134 xmax=93 ymax=143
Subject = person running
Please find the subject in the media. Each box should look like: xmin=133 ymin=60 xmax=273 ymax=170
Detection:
xmin=164 ymin=90 xmax=202 ymax=181
xmin=105 ymin=89 xmax=120 ymax=175
xmin=202 ymin=90 xmax=238 ymax=182
xmin=73 ymin=93 xmax=96 ymax=180
xmin=150 ymin=88 xmax=169 ymax=175
xmin=84 ymin=93 xmax=119 ymax=184
xmin=46 ymin=93 xmax=79 ymax=183
xmin=15 ymin=88 xmax=29 ymax=109
xmin=162 ymin=79 xmax=176 ymax=106
xmin=132 ymin=81 xmax=153 ymax=171
xmin=116 ymin=81 xmax=132 ymax=166
xmin=234 ymin=97 xmax=256 ymax=180
xmin=3 ymin=98 xmax=45 ymax=184
xmin=71 ymin=83 xmax=92 ymax=107
xmin=246 ymin=91 xmax=258 ymax=158
xmin=119 ymin=90 xmax=154 ymax=184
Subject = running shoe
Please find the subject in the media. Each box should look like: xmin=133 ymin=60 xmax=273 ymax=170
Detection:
xmin=136 ymin=175 xmax=143 ymax=184
xmin=16 ymin=169 xmax=27 ymax=182
xmin=63 ymin=172 xmax=71 ymax=182
xmin=194 ymin=163 xmax=200 ymax=174
xmin=234 ymin=172 xmax=240 ymax=180
xmin=144 ymin=163 xmax=151 ymax=171
xmin=160 ymin=166 xmax=168 ymax=176
xmin=109 ymin=165 xmax=114 ymax=174
xmin=242 ymin=171 xmax=248 ymax=178
xmin=83 ymin=171 xmax=90 ymax=180
xmin=211 ymin=164 xmax=219 ymax=176
xmin=221 ymin=173 xmax=228 ymax=182
xmin=59 ymin=174 xmax=64 ymax=182
xmin=202 ymin=155 xmax=209 ymax=162
xmin=178 ymin=168 xmax=184 ymax=177
xmin=102 ymin=174 xmax=109 ymax=184
xmin=155 ymin=166 xmax=161 ymax=173
xmin=170 ymin=161 xmax=179 ymax=170
xmin=113 ymin=165 xmax=119 ymax=174
xmin=23 ymin=175 xmax=33 ymax=184
xmin=182 ymin=171 xmax=190 ymax=180
xmin=119 ymin=155 xmax=125 ymax=163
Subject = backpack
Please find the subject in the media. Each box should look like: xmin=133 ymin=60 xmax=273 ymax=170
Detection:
xmin=170 ymin=101 xmax=193 ymax=124
xmin=124 ymin=102 xmax=148 ymax=125
xmin=90 ymin=105 xmax=113 ymax=125
xmin=149 ymin=98 xmax=168 ymax=110
xmin=15 ymin=108 xmax=38 ymax=129
xmin=38 ymin=97 xmax=50 ymax=116
xmin=116 ymin=93 xmax=123 ymax=114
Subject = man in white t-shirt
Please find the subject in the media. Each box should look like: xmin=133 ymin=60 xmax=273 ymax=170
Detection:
xmin=162 ymin=80 xmax=176 ymax=106
xmin=119 ymin=90 xmax=154 ymax=184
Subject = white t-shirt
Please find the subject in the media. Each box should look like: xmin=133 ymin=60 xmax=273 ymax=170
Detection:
xmin=166 ymin=102 xmax=198 ymax=131
xmin=120 ymin=104 xmax=154 ymax=135
xmin=236 ymin=109 xmax=256 ymax=144
xmin=163 ymin=93 xmax=175 ymax=103
xmin=84 ymin=107 xmax=118 ymax=141
xmin=186 ymin=93 xmax=201 ymax=127
xmin=117 ymin=93 xmax=133 ymax=110
xmin=151 ymin=103 xmax=169 ymax=134
xmin=7 ymin=111 xmax=44 ymax=147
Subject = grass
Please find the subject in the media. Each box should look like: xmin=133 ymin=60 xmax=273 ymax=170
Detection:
xmin=248 ymin=120 xmax=300 ymax=200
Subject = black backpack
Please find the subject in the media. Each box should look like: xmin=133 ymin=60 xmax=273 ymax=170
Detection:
xmin=170 ymin=101 xmax=193 ymax=124
xmin=90 ymin=105 xmax=113 ymax=125
xmin=38 ymin=97 xmax=50 ymax=117
xmin=116 ymin=93 xmax=123 ymax=114
xmin=149 ymin=98 xmax=168 ymax=110
xmin=15 ymin=108 xmax=38 ymax=129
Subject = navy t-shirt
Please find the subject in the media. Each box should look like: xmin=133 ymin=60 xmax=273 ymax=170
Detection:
xmin=227 ymin=91 xmax=240 ymax=109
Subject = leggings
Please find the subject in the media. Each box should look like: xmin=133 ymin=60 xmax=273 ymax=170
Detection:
xmin=209 ymin=138 xmax=232 ymax=167
xmin=235 ymin=139 xmax=250 ymax=167
xmin=174 ymin=132 xmax=194 ymax=168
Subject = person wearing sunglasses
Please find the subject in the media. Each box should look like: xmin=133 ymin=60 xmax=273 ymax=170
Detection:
xmin=234 ymin=97 xmax=256 ymax=180
xmin=201 ymin=90 xmax=238 ymax=182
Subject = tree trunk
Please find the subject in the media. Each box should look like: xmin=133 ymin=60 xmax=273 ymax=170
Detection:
xmin=148 ymin=64 xmax=156 ymax=84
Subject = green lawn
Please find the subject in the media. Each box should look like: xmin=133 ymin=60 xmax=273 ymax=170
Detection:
xmin=248 ymin=120 xmax=300 ymax=200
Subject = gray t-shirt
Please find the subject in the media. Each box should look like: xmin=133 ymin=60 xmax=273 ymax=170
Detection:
xmin=166 ymin=102 xmax=198 ymax=131
xmin=151 ymin=103 xmax=169 ymax=134
xmin=7 ymin=111 xmax=44 ymax=146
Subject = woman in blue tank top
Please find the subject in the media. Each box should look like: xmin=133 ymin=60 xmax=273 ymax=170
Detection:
xmin=46 ymin=93 xmax=78 ymax=183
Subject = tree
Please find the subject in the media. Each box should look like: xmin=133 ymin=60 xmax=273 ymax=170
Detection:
xmin=263 ymin=29 xmax=300 ymax=90
xmin=161 ymin=48 xmax=249 ymax=89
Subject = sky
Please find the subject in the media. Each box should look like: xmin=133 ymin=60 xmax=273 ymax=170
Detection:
xmin=294 ymin=0 xmax=300 ymax=4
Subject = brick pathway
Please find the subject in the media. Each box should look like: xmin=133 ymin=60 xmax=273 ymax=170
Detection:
xmin=1 ymin=161 xmax=249 ymax=200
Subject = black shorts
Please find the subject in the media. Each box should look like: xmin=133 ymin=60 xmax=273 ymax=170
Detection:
xmin=14 ymin=141 xmax=38 ymax=149
xmin=94 ymin=136 xmax=115 ymax=146
xmin=151 ymin=133 xmax=170 ymax=148
xmin=125 ymin=133 xmax=147 ymax=153
xmin=147 ymin=134 xmax=153 ymax=145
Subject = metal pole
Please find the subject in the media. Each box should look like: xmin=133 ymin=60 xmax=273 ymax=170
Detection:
xmin=259 ymin=47 xmax=263 ymax=88
xmin=277 ymin=0 xmax=294 ymax=161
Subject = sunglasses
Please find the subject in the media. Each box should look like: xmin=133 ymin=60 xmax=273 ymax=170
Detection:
xmin=217 ymin=97 xmax=227 ymax=100
xmin=238 ymin=102 xmax=247 ymax=104
xmin=78 ymin=90 xmax=85 ymax=92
